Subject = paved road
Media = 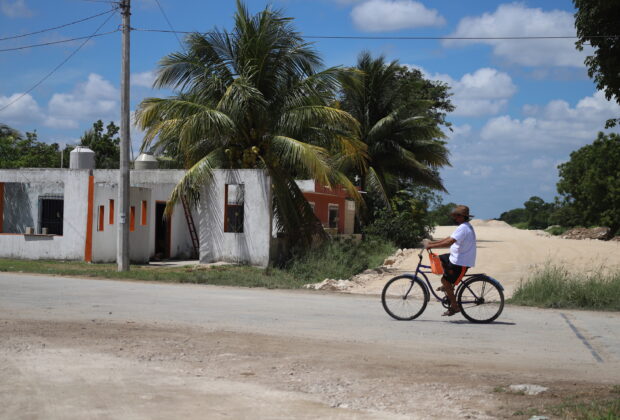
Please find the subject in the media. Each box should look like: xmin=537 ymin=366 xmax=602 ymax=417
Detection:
xmin=1 ymin=272 xmax=619 ymax=382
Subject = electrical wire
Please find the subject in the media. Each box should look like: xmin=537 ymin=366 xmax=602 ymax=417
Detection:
xmin=153 ymin=0 xmax=184 ymax=49
xmin=0 ymin=10 xmax=118 ymax=113
xmin=0 ymin=8 xmax=118 ymax=42
xmin=133 ymin=28 xmax=620 ymax=41
xmin=0 ymin=31 xmax=118 ymax=52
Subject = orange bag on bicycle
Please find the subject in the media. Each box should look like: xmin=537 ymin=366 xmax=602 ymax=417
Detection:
xmin=428 ymin=251 xmax=444 ymax=275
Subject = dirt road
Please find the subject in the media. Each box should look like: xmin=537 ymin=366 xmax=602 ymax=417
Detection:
xmin=1 ymin=272 xmax=619 ymax=419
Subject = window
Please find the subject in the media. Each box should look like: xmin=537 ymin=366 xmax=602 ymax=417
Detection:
xmin=328 ymin=204 xmax=339 ymax=229
xmin=39 ymin=195 xmax=64 ymax=235
xmin=141 ymin=200 xmax=147 ymax=226
xmin=130 ymin=206 xmax=136 ymax=232
xmin=98 ymin=205 xmax=105 ymax=231
xmin=224 ymin=184 xmax=244 ymax=233
xmin=109 ymin=199 xmax=114 ymax=224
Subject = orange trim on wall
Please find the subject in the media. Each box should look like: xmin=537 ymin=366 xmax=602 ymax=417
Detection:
xmin=141 ymin=200 xmax=147 ymax=226
xmin=98 ymin=205 xmax=105 ymax=231
xmin=109 ymin=199 xmax=114 ymax=224
xmin=0 ymin=182 xmax=4 ymax=233
xmin=84 ymin=175 xmax=94 ymax=262
xmin=130 ymin=206 xmax=136 ymax=232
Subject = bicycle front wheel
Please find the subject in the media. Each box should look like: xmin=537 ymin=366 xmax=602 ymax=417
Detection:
xmin=381 ymin=276 xmax=428 ymax=321
xmin=457 ymin=277 xmax=504 ymax=323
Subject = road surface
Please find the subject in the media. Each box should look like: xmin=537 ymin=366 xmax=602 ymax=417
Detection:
xmin=1 ymin=272 xmax=619 ymax=419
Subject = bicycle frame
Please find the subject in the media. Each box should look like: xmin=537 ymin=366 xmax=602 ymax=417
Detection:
xmin=408 ymin=250 xmax=504 ymax=306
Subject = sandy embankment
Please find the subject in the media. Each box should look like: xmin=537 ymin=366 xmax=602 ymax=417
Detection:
xmin=347 ymin=219 xmax=620 ymax=297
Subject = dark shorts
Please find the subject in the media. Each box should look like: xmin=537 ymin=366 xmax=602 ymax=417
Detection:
xmin=439 ymin=253 xmax=468 ymax=285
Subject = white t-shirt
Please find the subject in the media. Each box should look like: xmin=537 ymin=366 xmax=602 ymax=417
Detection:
xmin=449 ymin=222 xmax=476 ymax=267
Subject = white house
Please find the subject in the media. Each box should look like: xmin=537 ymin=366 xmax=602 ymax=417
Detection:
xmin=0 ymin=158 xmax=273 ymax=266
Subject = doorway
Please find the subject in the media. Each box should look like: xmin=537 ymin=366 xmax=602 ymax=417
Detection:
xmin=155 ymin=202 xmax=171 ymax=259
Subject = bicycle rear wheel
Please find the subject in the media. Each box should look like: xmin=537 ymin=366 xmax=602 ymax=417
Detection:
xmin=381 ymin=276 xmax=428 ymax=321
xmin=457 ymin=277 xmax=504 ymax=323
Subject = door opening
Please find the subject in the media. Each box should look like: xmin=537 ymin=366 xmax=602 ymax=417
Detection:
xmin=155 ymin=202 xmax=171 ymax=259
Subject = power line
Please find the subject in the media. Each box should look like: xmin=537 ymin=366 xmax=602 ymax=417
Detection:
xmin=153 ymin=0 xmax=183 ymax=49
xmin=0 ymin=8 xmax=118 ymax=42
xmin=133 ymin=28 xmax=620 ymax=41
xmin=0 ymin=10 xmax=118 ymax=114
xmin=0 ymin=31 xmax=118 ymax=52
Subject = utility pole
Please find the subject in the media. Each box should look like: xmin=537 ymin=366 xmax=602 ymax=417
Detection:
xmin=117 ymin=0 xmax=131 ymax=271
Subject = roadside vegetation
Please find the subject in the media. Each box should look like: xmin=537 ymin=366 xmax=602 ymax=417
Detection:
xmin=0 ymin=237 xmax=395 ymax=288
xmin=509 ymin=264 xmax=620 ymax=311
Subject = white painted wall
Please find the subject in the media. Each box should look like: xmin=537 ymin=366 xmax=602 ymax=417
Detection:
xmin=91 ymin=183 xmax=151 ymax=263
xmin=199 ymin=169 xmax=272 ymax=267
xmin=0 ymin=169 xmax=90 ymax=260
xmin=93 ymin=170 xmax=196 ymax=259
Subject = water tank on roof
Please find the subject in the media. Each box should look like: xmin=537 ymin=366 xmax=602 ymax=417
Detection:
xmin=69 ymin=146 xmax=95 ymax=169
xmin=134 ymin=153 xmax=158 ymax=170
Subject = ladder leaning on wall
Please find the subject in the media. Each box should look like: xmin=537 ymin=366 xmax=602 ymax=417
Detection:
xmin=180 ymin=196 xmax=200 ymax=259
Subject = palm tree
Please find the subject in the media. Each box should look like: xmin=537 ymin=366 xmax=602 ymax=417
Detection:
xmin=136 ymin=1 xmax=364 ymax=247
xmin=339 ymin=52 xmax=451 ymax=205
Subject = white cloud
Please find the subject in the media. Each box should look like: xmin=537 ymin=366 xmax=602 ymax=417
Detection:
xmin=351 ymin=0 xmax=445 ymax=32
xmin=0 ymin=93 xmax=43 ymax=125
xmin=413 ymin=66 xmax=517 ymax=117
xmin=46 ymin=73 xmax=118 ymax=126
xmin=131 ymin=70 xmax=156 ymax=88
xmin=443 ymin=3 xmax=591 ymax=67
xmin=1 ymin=0 xmax=32 ymax=18
xmin=481 ymin=91 xmax=620 ymax=149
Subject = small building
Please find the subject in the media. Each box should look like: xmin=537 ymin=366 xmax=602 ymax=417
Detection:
xmin=0 ymin=167 xmax=273 ymax=267
xmin=297 ymin=180 xmax=357 ymax=235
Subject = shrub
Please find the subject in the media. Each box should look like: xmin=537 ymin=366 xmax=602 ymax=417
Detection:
xmin=285 ymin=237 xmax=396 ymax=283
xmin=363 ymin=191 xmax=434 ymax=248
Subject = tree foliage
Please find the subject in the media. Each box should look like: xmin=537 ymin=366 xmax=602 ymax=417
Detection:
xmin=338 ymin=52 xmax=452 ymax=208
xmin=556 ymin=132 xmax=620 ymax=234
xmin=78 ymin=120 xmax=120 ymax=169
xmin=0 ymin=125 xmax=68 ymax=169
xmin=574 ymin=0 xmax=620 ymax=128
xmin=136 ymin=0 xmax=363 ymax=248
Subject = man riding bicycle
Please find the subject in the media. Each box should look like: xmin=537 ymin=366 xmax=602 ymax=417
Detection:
xmin=423 ymin=205 xmax=477 ymax=316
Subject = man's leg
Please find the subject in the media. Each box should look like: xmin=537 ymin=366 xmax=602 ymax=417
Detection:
xmin=441 ymin=277 xmax=459 ymax=312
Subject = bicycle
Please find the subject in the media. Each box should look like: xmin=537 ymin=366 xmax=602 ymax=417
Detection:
xmin=381 ymin=249 xmax=505 ymax=323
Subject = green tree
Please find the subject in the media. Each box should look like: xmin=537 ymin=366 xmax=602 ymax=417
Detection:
xmin=0 ymin=125 xmax=66 ymax=169
xmin=556 ymin=132 xmax=620 ymax=234
xmin=430 ymin=202 xmax=458 ymax=226
xmin=338 ymin=52 xmax=451 ymax=220
xmin=78 ymin=120 xmax=120 ymax=169
xmin=498 ymin=208 xmax=528 ymax=225
xmin=523 ymin=196 xmax=554 ymax=230
xmin=574 ymin=0 xmax=620 ymax=128
xmin=136 ymin=1 xmax=363 ymax=247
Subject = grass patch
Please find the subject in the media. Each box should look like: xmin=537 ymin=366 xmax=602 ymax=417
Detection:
xmin=285 ymin=236 xmax=396 ymax=283
xmin=545 ymin=225 xmax=570 ymax=236
xmin=0 ymin=258 xmax=304 ymax=289
xmin=547 ymin=396 xmax=620 ymax=419
xmin=0 ymin=237 xmax=396 ymax=289
xmin=509 ymin=264 xmax=620 ymax=311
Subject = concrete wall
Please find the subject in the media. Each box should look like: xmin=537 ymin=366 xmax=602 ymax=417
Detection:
xmin=91 ymin=183 xmax=151 ymax=263
xmin=0 ymin=169 xmax=90 ymax=260
xmin=199 ymin=169 xmax=272 ymax=267
xmin=93 ymin=170 xmax=195 ymax=259
xmin=2 ymin=181 xmax=64 ymax=233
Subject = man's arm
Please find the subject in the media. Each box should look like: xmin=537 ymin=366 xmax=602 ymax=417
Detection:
xmin=423 ymin=237 xmax=456 ymax=249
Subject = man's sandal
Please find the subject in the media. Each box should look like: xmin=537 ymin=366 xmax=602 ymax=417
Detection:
xmin=442 ymin=308 xmax=461 ymax=317
xmin=436 ymin=286 xmax=446 ymax=292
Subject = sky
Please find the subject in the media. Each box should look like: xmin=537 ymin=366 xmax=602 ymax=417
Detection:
xmin=0 ymin=0 xmax=618 ymax=219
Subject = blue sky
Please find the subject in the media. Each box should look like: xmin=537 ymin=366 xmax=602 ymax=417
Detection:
xmin=1 ymin=0 xmax=618 ymax=218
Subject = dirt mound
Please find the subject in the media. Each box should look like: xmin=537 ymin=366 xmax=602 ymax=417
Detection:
xmin=468 ymin=219 xmax=512 ymax=228
xmin=562 ymin=227 xmax=612 ymax=241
